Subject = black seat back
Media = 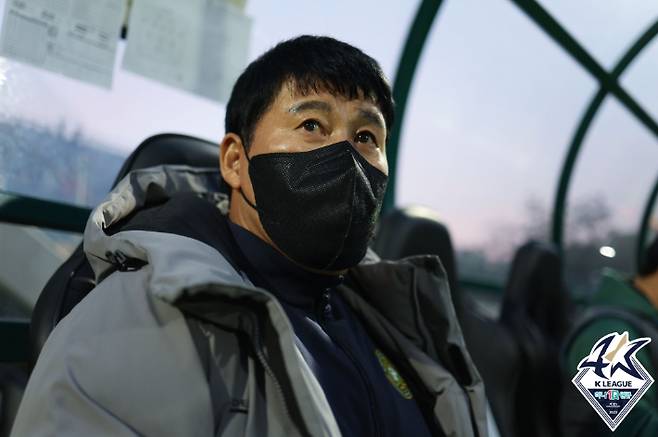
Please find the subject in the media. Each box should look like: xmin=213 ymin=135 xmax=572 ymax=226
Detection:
xmin=374 ymin=207 xmax=522 ymax=437
xmin=373 ymin=207 xmax=459 ymax=305
xmin=500 ymin=241 xmax=572 ymax=437
xmin=501 ymin=241 xmax=572 ymax=346
xmin=29 ymin=133 xmax=220 ymax=369
xmin=0 ymin=364 xmax=28 ymax=437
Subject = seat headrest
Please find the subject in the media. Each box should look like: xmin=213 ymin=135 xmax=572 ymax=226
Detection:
xmin=111 ymin=133 xmax=221 ymax=188
xmin=639 ymin=235 xmax=658 ymax=276
xmin=373 ymin=207 xmax=458 ymax=294
xmin=503 ymin=241 xmax=560 ymax=306
xmin=501 ymin=240 xmax=571 ymax=343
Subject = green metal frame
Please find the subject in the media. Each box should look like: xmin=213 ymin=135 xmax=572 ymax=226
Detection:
xmin=511 ymin=2 xmax=658 ymax=138
xmin=382 ymin=0 xmax=658 ymax=291
xmin=508 ymin=1 xmax=658 ymax=249
xmin=0 ymin=190 xmax=91 ymax=233
xmin=384 ymin=0 xmax=505 ymax=294
xmin=637 ymin=174 xmax=658 ymax=270
xmin=459 ymin=278 xmax=505 ymax=295
xmin=550 ymin=19 xmax=658 ymax=249
xmin=383 ymin=0 xmax=444 ymax=212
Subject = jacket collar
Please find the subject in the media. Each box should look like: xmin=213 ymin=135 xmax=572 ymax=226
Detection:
xmin=83 ymin=165 xmax=468 ymax=356
xmin=84 ymin=165 xmax=367 ymax=305
xmin=84 ymin=165 xmax=229 ymax=283
xmin=228 ymin=220 xmax=343 ymax=310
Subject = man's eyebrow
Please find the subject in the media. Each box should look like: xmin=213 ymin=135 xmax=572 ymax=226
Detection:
xmin=288 ymin=100 xmax=332 ymax=114
xmin=288 ymin=101 xmax=385 ymax=131
xmin=358 ymin=108 xmax=385 ymax=130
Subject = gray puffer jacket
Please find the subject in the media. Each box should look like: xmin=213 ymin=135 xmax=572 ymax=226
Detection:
xmin=12 ymin=166 xmax=487 ymax=437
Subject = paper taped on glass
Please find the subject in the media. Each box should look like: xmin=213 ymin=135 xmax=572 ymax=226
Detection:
xmin=0 ymin=0 xmax=126 ymax=88
xmin=122 ymin=0 xmax=251 ymax=104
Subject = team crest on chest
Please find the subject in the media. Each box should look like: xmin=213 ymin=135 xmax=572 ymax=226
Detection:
xmin=375 ymin=349 xmax=413 ymax=400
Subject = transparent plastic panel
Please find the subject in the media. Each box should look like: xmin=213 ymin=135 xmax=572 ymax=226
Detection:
xmin=396 ymin=0 xmax=595 ymax=285
xmin=540 ymin=0 xmax=658 ymax=69
xmin=0 ymin=0 xmax=418 ymax=207
xmin=564 ymin=97 xmax=658 ymax=296
xmin=0 ymin=222 xmax=81 ymax=316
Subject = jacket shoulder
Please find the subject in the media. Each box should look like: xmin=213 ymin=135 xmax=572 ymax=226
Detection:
xmin=13 ymin=270 xmax=214 ymax=436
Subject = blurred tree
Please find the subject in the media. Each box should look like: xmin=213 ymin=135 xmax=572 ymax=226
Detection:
xmin=570 ymin=195 xmax=612 ymax=244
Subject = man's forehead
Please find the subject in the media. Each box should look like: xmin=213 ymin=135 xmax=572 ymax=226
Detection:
xmin=276 ymin=83 xmax=384 ymax=119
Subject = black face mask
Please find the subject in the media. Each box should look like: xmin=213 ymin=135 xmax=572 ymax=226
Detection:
xmin=240 ymin=140 xmax=388 ymax=271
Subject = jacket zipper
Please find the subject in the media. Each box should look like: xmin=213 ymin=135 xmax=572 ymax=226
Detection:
xmin=248 ymin=310 xmax=318 ymax=437
xmin=251 ymin=326 xmax=295 ymax=428
xmin=181 ymin=303 xmax=313 ymax=437
xmin=317 ymin=290 xmax=383 ymax=437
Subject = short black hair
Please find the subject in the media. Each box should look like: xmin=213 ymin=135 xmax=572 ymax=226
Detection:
xmin=225 ymin=35 xmax=394 ymax=149
xmin=639 ymin=235 xmax=658 ymax=276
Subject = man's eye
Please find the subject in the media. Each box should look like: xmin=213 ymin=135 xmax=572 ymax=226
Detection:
xmin=301 ymin=119 xmax=321 ymax=132
xmin=355 ymin=131 xmax=378 ymax=146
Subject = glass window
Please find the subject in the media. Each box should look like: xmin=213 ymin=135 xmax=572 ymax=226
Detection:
xmin=0 ymin=40 xmax=225 ymax=207
xmin=0 ymin=0 xmax=418 ymax=207
xmin=0 ymin=222 xmax=80 ymax=316
xmin=395 ymin=0 xmax=596 ymax=286
xmin=564 ymin=97 xmax=658 ymax=296
xmin=539 ymin=0 xmax=658 ymax=69
xmin=0 ymin=0 xmax=419 ymax=314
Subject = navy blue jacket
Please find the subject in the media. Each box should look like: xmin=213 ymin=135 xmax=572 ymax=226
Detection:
xmin=230 ymin=221 xmax=432 ymax=437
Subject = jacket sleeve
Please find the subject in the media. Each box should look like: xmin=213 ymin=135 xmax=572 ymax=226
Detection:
xmin=10 ymin=270 xmax=214 ymax=437
xmin=563 ymin=319 xmax=658 ymax=437
xmin=11 ymin=346 xmax=142 ymax=436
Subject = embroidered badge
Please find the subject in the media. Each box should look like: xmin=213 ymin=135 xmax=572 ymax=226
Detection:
xmin=375 ymin=349 xmax=413 ymax=399
xmin=572 ymin=331 xmax=654 ymax=431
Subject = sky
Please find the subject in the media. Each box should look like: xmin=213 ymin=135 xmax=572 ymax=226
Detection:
xmin=395 ymin=0 xmax=658 ymax=252
xmin=0 ymin=0 xmax=657 ymax=258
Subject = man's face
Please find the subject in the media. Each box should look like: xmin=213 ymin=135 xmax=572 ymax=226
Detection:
xmin=222 ymin=83 xmax=388 ymax=250
xmin=248 ymin=84 xmax=388 ymax=170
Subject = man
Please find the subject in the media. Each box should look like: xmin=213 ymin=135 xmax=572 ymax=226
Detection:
xmin=562 ymin=236 xmax=658 ymax=436
xmin=12 ymin=36 xmax=486 ymax=436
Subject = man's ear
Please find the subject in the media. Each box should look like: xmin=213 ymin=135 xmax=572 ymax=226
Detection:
xmin=220 ymin=133 xmax=244 ymax=190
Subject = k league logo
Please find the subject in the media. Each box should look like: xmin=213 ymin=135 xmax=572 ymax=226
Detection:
xmin=572 ymin=331 xmax=654 ymax=431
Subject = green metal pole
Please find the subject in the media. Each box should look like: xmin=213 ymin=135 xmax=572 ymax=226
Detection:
xmin=510 ymin=1 xmax=658 ymax=139
xmin=0 ymin=190 xmax=91 ymax=233
xmin=383 ymin=0 xmax=444 ymax=211
xmin=549 ymin=19 xmax=658 ymax=248
xmin=637 ymin=174 xmax=658 ymax=272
